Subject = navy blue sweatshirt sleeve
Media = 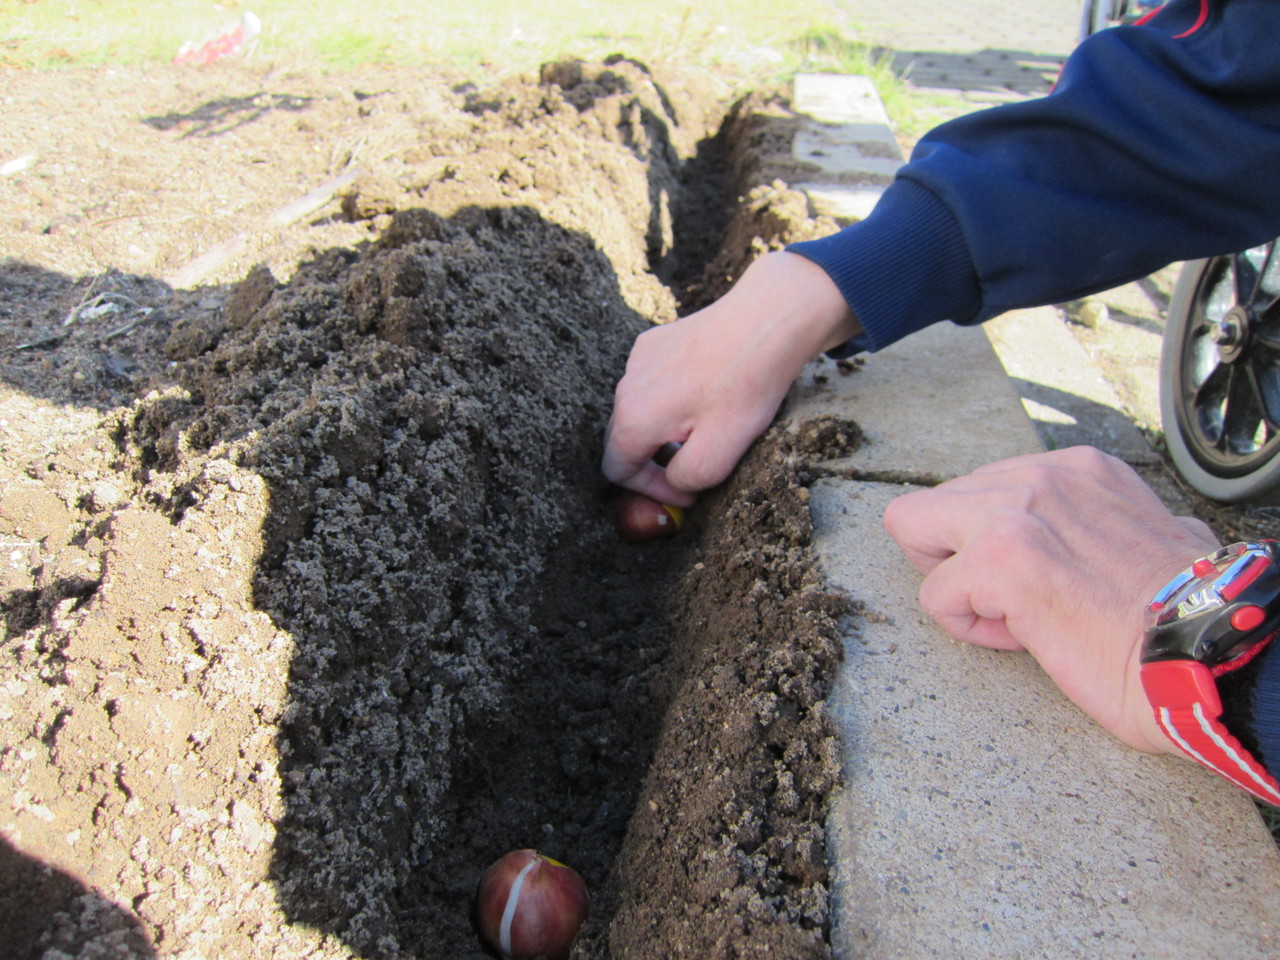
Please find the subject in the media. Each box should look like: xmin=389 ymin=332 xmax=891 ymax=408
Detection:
xmin=790 ymin=0 xmax=1280 ymax=354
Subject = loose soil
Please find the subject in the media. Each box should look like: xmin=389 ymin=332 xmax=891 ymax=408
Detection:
xmin=0 ymin=57 xmax=858 ymax=959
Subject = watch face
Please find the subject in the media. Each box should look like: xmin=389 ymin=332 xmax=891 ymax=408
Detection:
xmin=1143 ymin=541 xmax=1280 ymax=666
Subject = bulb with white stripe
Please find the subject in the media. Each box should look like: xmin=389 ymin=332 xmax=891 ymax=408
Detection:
xmin=474 ymin=849 xmax=589 ymax=960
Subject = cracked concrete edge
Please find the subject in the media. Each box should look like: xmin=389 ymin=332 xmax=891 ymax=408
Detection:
xmin=786 ymin=321 xmax=1046 ymax=480
xmin=784 ymin=74 xmax=1280 ymax=958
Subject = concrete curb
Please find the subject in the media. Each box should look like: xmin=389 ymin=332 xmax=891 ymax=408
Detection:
xmin=785 ymin=74 xmax=1280 ymax=958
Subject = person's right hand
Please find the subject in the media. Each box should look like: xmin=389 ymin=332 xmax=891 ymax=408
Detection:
xmin=602 ymin=251 xmax=859 ymax=505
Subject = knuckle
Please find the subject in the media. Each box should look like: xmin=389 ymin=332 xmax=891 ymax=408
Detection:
xmin=1057 ymin=444 xmax=1121 ymax=475
xmin=669 ymin=452 xmax=729 ymax=493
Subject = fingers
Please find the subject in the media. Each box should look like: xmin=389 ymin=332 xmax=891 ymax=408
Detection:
xmin=602 ymin=314 xmax=784 ymax=501
xmin=882 ymin=446 xmax=1163 ymax=571
xmin=881 ymin=482 xmax=1001 ymax=573
xmin=916 ymin=571 xmax=1025 ymax=650
xmin=663 ymin=412 xmax=773 ymax=494
xmin=906 ymin=521 xmax=1031 ymax=651
xmin=601 ymin=422 xmax=696 ymax=506
xmin=883 ymin=445 xmax=1219 ymax=657
xmin=601 ymin=414 xmax=759 ymax=507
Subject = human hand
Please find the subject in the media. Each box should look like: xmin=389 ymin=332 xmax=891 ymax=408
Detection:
xmin=602 ymin=251 xmax=858 ymax=505
xmin=881 ymin=446 xmax=1220 ymax=754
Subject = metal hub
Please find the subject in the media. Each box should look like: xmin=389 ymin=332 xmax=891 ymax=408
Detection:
xmin=1211 ymin=304 xmax=1251 ymax=362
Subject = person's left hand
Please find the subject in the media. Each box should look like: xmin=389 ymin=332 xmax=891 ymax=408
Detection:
xmin=881 ymin=446 xmax=1220 ymax=754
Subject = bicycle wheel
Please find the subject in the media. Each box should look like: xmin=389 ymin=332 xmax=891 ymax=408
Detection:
xmin=1160 ymin=241 xmax=1280 ymax=504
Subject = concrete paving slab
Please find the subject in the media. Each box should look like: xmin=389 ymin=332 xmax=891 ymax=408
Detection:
xmin=837 ymin=0 xmax=1076 ymax=103
xmin=809 ymin=477 xmax=1280 ymax=959
xmin=792 ymin=183 xmax=887 ymax=221
xmin=793 ymin=125 xmax=900 ymax=179
xmin=791 ymin=73 xmax=904 ymax=221
xmin=794 ymin=74 xmax=892 ymax=125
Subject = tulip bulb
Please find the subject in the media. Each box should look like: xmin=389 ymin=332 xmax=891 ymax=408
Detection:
xmin=474 ymin=849 xmax=589 ymax=960
xmin=613 ymin=491 xmax=684 ymax=543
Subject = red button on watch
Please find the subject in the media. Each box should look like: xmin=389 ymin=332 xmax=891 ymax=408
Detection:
xmin=1231 ymin=604 xmax=1266 ymax=633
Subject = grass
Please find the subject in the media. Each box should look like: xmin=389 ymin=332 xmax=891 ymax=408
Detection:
xmin=0 ymin=0 xmax=965 ymax=132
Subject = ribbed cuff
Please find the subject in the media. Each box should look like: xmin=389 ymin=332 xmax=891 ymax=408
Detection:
xmin=786 ymin=178 xmax=982 ymax=354
xmin=1247 ymin=640 xmax=1280 ymax=778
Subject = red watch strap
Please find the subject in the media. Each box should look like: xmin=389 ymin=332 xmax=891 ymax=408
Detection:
xmin=1141 ymin=659 xmax=1280 ymax=805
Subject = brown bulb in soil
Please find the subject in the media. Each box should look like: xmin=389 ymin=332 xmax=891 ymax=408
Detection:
xmin=613 ymin=491 xmax=684 ymax=543
xmin=474 ymin=850 xmax=589 ymax=960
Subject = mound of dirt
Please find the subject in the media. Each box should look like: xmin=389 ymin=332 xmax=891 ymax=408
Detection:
xmin=1 ymin=57 xmax=856 ymax=959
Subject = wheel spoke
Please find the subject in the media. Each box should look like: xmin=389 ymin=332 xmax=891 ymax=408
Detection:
xmin=1261 ymin=293 xmax=1280 ymax=325
xmin=1250 ymin=346 xmax=1280 ymax=431
xmin=1187 ymin=325 xmax=1221 ymax=388
xmin=1258 ymin=242 xmax=1280 ymax=299
xmin=1234 ymin=250 xmax=1260 ymax=305
xmin=1206 ymin=261 xmax=1240 ymax=324
xmin=1223 ymin=364 xmax=1266 ymax=455
xmin=1191 ymin=359 xmax=1230 ymax=445
xmin=1252 ymin=316 xmax=1280 ymax=351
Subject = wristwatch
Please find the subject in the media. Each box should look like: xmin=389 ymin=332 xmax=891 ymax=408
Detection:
xmin=1141 ymin=540 xmax=1280 ymax=805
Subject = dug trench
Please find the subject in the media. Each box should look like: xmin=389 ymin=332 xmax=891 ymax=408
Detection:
xmin=0 ymin=58 xmax=865 ymax=958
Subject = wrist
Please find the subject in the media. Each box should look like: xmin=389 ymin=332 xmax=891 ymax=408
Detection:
xmin=726 ymin=251 xmax=861 ymax=361
xmin=1127 ymin=555 xmax=1211 ymax=756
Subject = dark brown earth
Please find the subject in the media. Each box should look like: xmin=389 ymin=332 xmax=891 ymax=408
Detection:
xmin=0 ymin=56 xmax=861 ymax=959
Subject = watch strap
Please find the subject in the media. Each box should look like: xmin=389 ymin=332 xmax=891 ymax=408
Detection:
xmin=1142 ymin=657 xmax=1280 ymax=805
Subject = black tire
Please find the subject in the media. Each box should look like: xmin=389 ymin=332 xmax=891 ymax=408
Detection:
xmin=1160 ymin=242 xmax=1280 ymax=504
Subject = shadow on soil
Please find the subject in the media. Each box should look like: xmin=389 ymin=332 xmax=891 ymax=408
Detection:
xmin=142 ymin=91 xmax=319 ymax=138
xmin=0 ymin=835 xmax=156 ymax=960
